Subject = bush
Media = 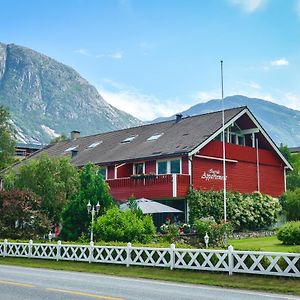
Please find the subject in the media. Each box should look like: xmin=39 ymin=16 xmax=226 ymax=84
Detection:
xmin=160 ymin=223 xmax=180 ymax=243
xmin=281 ymin=189 xmax=300 ymax=221
xmin=94 ymin=207 xmax=155 ymax=243
xmin=277 ymin=221 xmax=300 ymax=245
xmin=194 ymin=218 xmax=232 ymax=247
xmin=188 ymin=190 xmax=281 ymax=231
xmin=0 ymin=189 xmax=51 ymax=239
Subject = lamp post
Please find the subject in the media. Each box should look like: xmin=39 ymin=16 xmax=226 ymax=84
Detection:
xmin=204 ymin=232 xmax=209 ymax=249
xmin=87 ymin=201 xmax=100 ymax=242
xmin=48 ymin=231 xmax=53 ymax=242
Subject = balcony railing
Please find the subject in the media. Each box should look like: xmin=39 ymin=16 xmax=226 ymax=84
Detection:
xmin=107 ymin=174 xmax=190 ymax=200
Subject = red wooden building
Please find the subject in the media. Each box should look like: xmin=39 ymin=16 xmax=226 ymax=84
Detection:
xmin=13 ymin=107 xmax=292 ymax=217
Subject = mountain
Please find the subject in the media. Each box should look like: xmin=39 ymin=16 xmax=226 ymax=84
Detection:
xmin=0 ymin=42 xmax=142 ymax=144
xmin=151 ymin=95 xmax=300 ymax=147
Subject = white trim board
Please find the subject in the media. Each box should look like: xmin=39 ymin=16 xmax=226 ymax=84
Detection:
xmin=194 ymin=154 xmax=238 ymax=163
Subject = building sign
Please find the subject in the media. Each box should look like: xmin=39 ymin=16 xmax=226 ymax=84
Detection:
xmin=201 ymin=169 xmax=227 ymax=181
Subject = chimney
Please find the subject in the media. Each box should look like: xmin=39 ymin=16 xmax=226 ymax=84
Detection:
xmin=71 ymin=130 xmax=80 ymax=140
xmin=71 ymin=149 xmax=78 ymax=158
xmin=175 ymin=113 xmax=183 ymax=123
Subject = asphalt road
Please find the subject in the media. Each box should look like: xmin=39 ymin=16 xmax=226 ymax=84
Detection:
xmin=0 ymin=265 xmax=298 ymax=300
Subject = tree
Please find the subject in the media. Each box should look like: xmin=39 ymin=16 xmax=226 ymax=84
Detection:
xmin=60 ymin=163 xmax=114 ymax=241
xmin=0 ymin=189 xmax=51 ymax=239
xmin=0 ymin=106 xmax=16 ymax=170
xmin=279 ymin=145 xmax=300 ymax=191
xmin=4 ymin=154 xmax=79 ymax=225
xmin=50 ymin=135 xmax=67 ymax=144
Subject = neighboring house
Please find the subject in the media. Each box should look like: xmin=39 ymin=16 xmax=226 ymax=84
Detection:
xmin=6 ymin=107 xmax=292 ymax=220
xmin=15 ymin=143 xmax=43 ymax=159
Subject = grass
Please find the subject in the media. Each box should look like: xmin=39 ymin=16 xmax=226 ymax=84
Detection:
xmin=0 ymin=257 xmax=299 ymax=296
xmin=229 ymin=236 xmax=300 ymax=253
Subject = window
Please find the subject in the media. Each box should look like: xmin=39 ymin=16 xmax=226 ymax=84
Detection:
xmin=88 ymin=141 xmax=102 ymax=149
xmin=65 ymin=145 xmax=78 ymax=152
xmin=133 ymin=162 xmax=144 ymax=175
xmin=157 ymin=159 xmax=181 ymax=174
xmin=147 ymin=133 xmax=163 ymax=141
xmin=170 ymin=159 xmax=180 ymax=174
xmin=121 ymin=135 xmax=138 ymax=143
xmin=157 ymin=161 xmax=167 ymax=174
xmin=98 ymin=167 xmax=107 ymax=179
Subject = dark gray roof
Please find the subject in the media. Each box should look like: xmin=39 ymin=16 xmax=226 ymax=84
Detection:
xmin=289 ymin=147 xmax=300 ymax=153
xmin=22 ymin=107 xmax=245 ymax=167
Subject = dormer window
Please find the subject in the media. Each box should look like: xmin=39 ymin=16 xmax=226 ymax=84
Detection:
xmin=121 ymin=135 xmax=138 ymax=143
xmin=88 ymin=141 xmax=102 ymax=149
xmin=65 ymin=145 xmax=78 ymax=152
xmin=147 ymin=133 xmax=163 ymax=141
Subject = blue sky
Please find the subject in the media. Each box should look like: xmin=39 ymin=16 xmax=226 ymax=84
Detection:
xmin=1 ymin=0 xmax=300 ymax=120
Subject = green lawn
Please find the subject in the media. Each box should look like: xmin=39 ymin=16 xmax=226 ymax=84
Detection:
xmin=229 ymin=236 xmax=300 ymax=253
xmin=0 ymin=257 xmax=299 ymax=296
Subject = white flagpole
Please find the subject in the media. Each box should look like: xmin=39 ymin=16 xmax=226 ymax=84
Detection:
xmin=256 ymin=138 xmax=260 ymax=192
xmin=221 ymin=60 xmax=227 ymax=223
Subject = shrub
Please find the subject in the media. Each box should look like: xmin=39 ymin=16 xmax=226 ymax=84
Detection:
xmin=281 ymin=189 xmax=300 ymax=221
xmin=188 ymin=190 xmax=281 ymax=231
xmin=159 ymin=223 xmax=180 ymax=243
xmin=277 ymin=221 xmax=300 ymax=245
xmin=194 ymin=218 xmax=232 ymax=247
xmin=0 ymin=189 xmax=51 ymax=239
xmin=94 ymin=207 xmax=155 ymax=243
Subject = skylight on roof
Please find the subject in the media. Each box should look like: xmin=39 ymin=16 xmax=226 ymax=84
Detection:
xmin=121 ymin=135 xmax=138 ymax=143
xmin=147 ymin=133 xmax=163 ymax=141
xmin=65 ymin=145 xmax=78 ymax=152
xmin=88 ymin=141 xmax=102 ymax=149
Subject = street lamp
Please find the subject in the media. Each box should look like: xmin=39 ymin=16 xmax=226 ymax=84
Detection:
xmin=87 ymin=201 xmax=100 ymax=242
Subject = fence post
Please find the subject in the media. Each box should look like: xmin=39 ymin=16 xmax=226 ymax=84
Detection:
xmin=228 ymin=245 xmax=234 ymax=276
xmin=56 ymin=240 xmax=61 ymax=261
xmin=126 ymin=242 xmax=132 ymax=267
xmin=170 ymin=243 xmax=176 ymax=270
xmin=28 ymin=240 xmax=33 ymax=258
xmin=3 ymin=239 xmax=7 ymax=257
xmin=89 ymin=241 xmax=94 ymax=263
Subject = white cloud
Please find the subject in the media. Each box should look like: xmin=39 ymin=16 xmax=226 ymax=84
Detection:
xmin=97 ymin=82 xmax=190 ymax=120
xmin=74 ymin=48 xmax=91 ymax=56
xmin=263 ymin=58 xmax=289 ymax=71
xmin=96 ymin=52 xmax=123 ymax=60
xmin=270 ymin=58 xmax=289 ymax=67
xmin=74 ymin=49 xmax=123 ymax=60
xmin=228 ymin=0 xmax=267 ymax=13
xmin=97 ymin=79 xmax=300 ymax=121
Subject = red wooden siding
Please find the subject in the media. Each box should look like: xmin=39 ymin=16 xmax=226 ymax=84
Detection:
xmin=117 ymin=163 xmax=132 ymax=178
xmin=193 ymin=141 xmax=284 ymax=197
xmin=108 ymin=175 xmax=172 ymax=200
xmin=145 ymin=160 xmax=156 ymax=173
xmin=182 ymin=156 xmax=189 ymax=174
xmin=177 ymin=174 xmax=190 ymax=196
xmin=107 ymin=166 xmax=115 ymax=179
xmin=108 ymin=174 xmax=190 ymax=201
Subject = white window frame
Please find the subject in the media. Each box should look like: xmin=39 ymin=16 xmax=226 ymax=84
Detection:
xmin=133 ymin=162 xmax=145 ymax=175
xmin=156 ymin=158 xmax=182 ymax=175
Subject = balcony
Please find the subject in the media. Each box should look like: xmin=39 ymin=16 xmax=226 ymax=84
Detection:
xmin=107 ymin=174 xmax=190 ymax=201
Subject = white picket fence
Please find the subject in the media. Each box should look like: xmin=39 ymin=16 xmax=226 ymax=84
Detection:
xmin=0 ymin=239 xmax=299 ymax=277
